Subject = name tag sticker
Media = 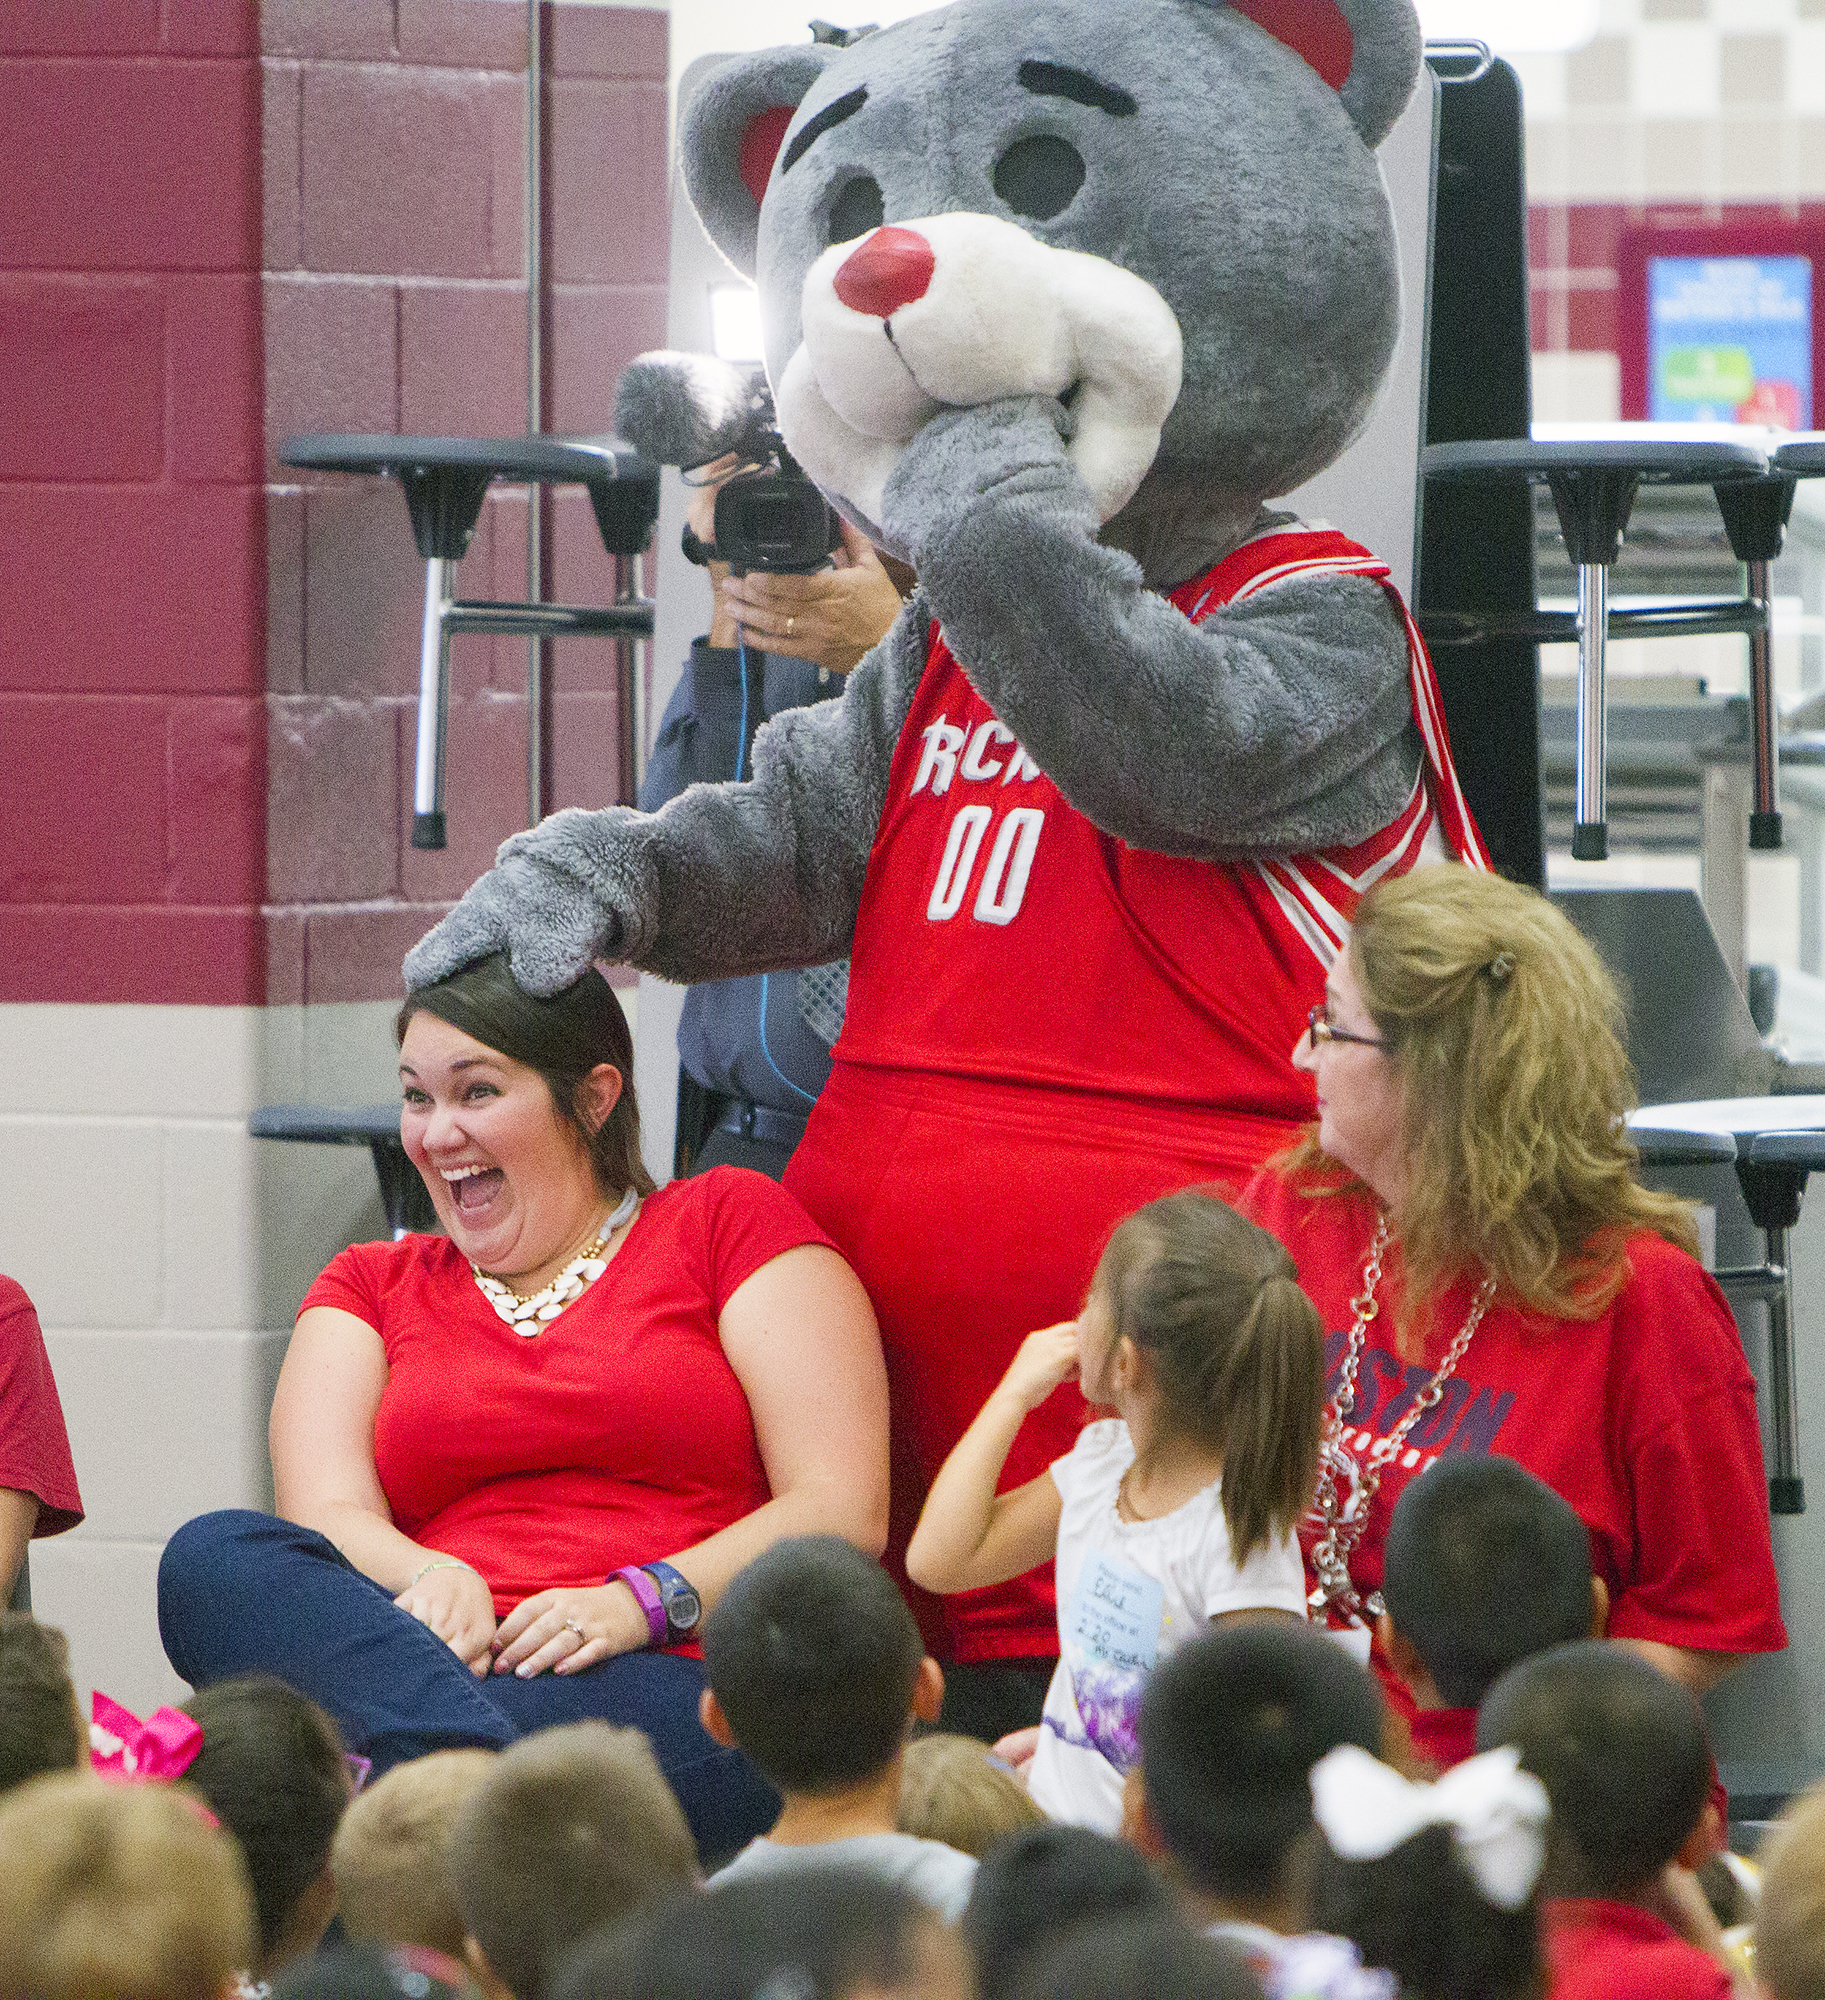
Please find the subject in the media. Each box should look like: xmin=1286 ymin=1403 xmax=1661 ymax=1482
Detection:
xmin=1064 ymin=1550 xmax=1163 ymax=1674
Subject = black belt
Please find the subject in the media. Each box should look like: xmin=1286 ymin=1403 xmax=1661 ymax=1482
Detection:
xmin=712 ymin=1100 xmax=809 ymax=1149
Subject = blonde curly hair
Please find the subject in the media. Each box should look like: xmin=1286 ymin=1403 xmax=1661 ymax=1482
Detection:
xmin=1285 ymin=867 xmax=1696 ymax=1347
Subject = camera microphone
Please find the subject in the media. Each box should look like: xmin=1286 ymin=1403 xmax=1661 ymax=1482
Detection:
xmin=614 ymin=352 xmax=767 ymax=472
xmin=614 ymin=350 xmax=843 ymax=576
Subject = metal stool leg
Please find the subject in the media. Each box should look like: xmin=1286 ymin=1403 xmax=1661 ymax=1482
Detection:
xmin=413 ymin=557 xmax=454 ymax=850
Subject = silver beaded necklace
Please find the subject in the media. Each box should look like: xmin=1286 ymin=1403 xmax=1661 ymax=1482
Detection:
xmin=471 ymin=1184 xmax=641 ymax=1334
xmin=1307 ymin=1214 xmax=1498 ymax=1620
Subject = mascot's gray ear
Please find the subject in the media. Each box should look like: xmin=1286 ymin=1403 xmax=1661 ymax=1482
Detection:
xmin=1200 ymin=0 xmax=1421 ymax=150
xmin=680 ymin=44 xmax=845 ymax=277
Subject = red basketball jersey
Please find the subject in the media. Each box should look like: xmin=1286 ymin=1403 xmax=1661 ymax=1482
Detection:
xmin=836 ymin=525 xmax=1489 ymax=1136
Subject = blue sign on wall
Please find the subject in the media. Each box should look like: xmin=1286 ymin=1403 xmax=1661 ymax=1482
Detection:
xmin=1648 ymin=255 xmax=1812 ymax=427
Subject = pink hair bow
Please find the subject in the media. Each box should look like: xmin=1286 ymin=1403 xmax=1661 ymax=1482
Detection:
xmin=1310 ymin=1743 xmax=1550 ymax=1911
xmin=90 ymin=1691 xmax=204 ymax=1783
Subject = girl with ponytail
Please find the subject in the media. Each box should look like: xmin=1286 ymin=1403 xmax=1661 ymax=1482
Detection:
xmin=907 ymin=1192 xmax=1324 ymax=1834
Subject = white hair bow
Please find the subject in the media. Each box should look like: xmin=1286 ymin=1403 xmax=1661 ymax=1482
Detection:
xmin=1310 ymin=1744 xmax=1550 ymax=1911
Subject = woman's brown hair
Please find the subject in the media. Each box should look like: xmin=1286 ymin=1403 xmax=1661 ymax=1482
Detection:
xmin=1283 ymin=866 xmax=1696 ymax=1349
xmin=1094 ymin=1191 xmax=1324 ymax=1564
xmin=396 ymin=955 xmax=656 ymax=1201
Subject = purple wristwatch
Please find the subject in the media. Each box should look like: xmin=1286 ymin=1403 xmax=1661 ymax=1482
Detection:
xmin=611 ymin=1564 xmax=668 ymax=1648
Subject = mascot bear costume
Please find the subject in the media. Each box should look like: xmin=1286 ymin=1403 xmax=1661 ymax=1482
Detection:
xmin=407 ymin=0 xmax=1489 ymax=1679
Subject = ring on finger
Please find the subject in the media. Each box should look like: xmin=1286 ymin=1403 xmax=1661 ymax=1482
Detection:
xmin=787 ymin=615 xmax=796 ymax=637
xmin=561 ymin=1618 xmax=585 ymax=1640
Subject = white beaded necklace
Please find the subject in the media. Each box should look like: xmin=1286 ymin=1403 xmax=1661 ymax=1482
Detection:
xmin=471 ymin=1185 xmax=641 ymax=1334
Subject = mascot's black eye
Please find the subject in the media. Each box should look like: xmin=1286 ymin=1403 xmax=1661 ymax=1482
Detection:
xmin=993 ymin=135 xmax=1085 ymax=222
xmin=828 ymin=175 xmax=886 ymax=245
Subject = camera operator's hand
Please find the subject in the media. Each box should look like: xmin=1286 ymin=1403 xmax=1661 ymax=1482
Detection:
xmin=718 ymin=518 xmax=905 ymax=676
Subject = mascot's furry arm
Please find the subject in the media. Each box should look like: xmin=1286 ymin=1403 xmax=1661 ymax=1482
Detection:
xmin=403 ymin=604 xmax=925 ymax=996
xmin=880 ymin=395 xmax=1419 ymax=860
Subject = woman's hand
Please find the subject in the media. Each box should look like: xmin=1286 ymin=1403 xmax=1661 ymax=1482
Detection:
xmin=490 ymin=1579 xmax=654 ymax=1679
xmin=1000 ymin=1321 xmax=1081 ymax=1413
xmin=393 ymin=1562 xmax=498 ymax=1677
xmin=719 ymin=519 xmax=905 ymax=675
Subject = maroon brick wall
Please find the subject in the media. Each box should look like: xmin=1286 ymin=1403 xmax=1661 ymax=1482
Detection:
xmin=0 ymin=1 xmax=267 ymax=1003
xmin=264 ymin=1 xmax=669 ymax=1006
xmin=0 ymin=0 xmax=668 ymax=1007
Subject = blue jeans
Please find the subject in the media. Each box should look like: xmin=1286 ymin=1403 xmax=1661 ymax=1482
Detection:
xmin=157 ymin=1510 xmax=778 ymax=1863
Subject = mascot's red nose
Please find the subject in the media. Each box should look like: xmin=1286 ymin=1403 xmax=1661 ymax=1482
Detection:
xmin=833 ymin=226 xmax=936 ymax=319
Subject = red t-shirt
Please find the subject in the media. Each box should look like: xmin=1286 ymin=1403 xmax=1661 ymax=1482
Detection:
xmin=1240 ymin=1173 xmax=1787 ymax=1710
xmin=0 ymin=1275 xmax=83 ymax=1536
xmin=1406 ymin=1704 xmax=1478 ymax=1775
xmin=1544 ymin=1898 xmax=1731 ymax=2000
xmin=300 ymin=1168 xmax=834 ymax=1617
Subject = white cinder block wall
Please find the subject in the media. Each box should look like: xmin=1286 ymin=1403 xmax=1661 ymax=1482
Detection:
xmin=1 ymin=1001 xmax=394 ymax=1712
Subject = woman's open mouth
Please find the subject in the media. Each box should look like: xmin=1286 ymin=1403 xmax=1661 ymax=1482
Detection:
xmin=442 ymin=1165 xmax=505 ymax=1213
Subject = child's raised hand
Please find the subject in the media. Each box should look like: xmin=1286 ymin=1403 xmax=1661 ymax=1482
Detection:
xmin=999 ymin=1320 xmax=1082 ymax=1412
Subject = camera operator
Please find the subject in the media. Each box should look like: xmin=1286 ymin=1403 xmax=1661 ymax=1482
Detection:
xmin=640 ymin=460 xmax=908 ymax=1179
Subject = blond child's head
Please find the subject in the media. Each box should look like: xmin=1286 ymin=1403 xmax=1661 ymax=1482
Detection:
xmin=1753 ymin=1780 xmax=1825 ymax=2000
xmin=897 ymin=1733 xmax=1044 ymax=1858
xmin=331 ymin=1749 xmax=497 ymax=1960
xmin=0 ymin=1771 xmax=257 ymax=2000
xmin=449 ymin=1722 xmax=696 ymax=2000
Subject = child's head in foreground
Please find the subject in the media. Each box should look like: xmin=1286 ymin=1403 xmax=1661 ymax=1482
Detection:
xmin=897 ymin=1732 xmax=1045 ymax=1858
xmin=1308 ymin=1743 xmax=1549 ymax=2000
xmin=0 ymin=1771 xmax=257 ymax=2000
xmin=1756 ymin=1778 xmax=1825 ymax=2000
xmin=331 ymin=1747 xmax=497 ymax=1959
xmin=1476 ymin=1639 xmax=1714 ymax=1898
xmin=449 ymin=1720 xmax=697 ymax=2000
xmin=700 ymin=1535 xmax=938 ymax=1797
xmin=0 ymin=1612 xmax=85 ymax=1796
xmin=1088 ymin=1191 xmax=1326 ymax=1564
xmin=551 ymin=1869 xmax=971 ymax=2000
xmin=179 ymin=1674 xmax=354 ymax=1978
xmin=1010 ymin=1913 xmax=1264 ymax=2000
xmin=271 ymin=1943 xmax=476 ymax=2000
xmin=1380 ymin=1454 xmax=1600 ymax=1709
xmin=961 ymin=1825 xmax=1178 ymax=2000
xmin=1133 ymin=1617 xmax=1385 ymax=1905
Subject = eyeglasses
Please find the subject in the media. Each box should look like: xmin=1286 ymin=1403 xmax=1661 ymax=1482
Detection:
xmin=1306 ymin=1005 xmax=1386 ymax=1052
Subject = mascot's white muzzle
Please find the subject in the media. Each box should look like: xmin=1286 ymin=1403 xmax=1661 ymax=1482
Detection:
xmin=775 ymin=212 xmax=1184 ymax=529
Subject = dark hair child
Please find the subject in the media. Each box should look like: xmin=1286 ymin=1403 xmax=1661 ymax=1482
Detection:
xmin=1128 ymin=1620 xmax=1396 ymax=1998
xmin=908 ymin=1191 xmax=1325 ymax=1831
xmin=699 ymin=1535 xmax=974 ymax=1919
xmin=1011 ymin=1913 xmax=1267 ymax=2000
xmin=0 ymin=1610 xmax=85 ymax=1795
xmin=550 ymin=1870 xmax=972 ymax=2000
xmin=961 ymin=1824 xmax=1179 ymax=2000
xmin=1380 ymin=1453 xmax=1603 ymax=1772
xmin=1307 ymin=1742 xmax=1550 ymax=2000
xmin=1477 ymin=1640 xmax=1734 ymax=2000
xmin=179 ymin=1674 xmax=353 ymax=1983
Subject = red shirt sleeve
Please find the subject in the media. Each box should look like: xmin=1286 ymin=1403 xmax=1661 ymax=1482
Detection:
xmin=299 ymin=1239 xmax=392 ymax=1328
xmin=0 ymin=1276 xmax=83 ymax=1536
xmin=1606 ymin=1241 xmax=1787 ymax=1656
xmin=691 ymin=1166 xmax=840 ymax=1310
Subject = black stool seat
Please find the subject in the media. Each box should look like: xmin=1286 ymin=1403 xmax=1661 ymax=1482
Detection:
xmin=279 ymin=433 xmax=658 ymax=560
xmin=249 ymin=1104 xmax=435 ymax=1239
xmin=1629 ymin=1096 xmax=1825 ymax=1514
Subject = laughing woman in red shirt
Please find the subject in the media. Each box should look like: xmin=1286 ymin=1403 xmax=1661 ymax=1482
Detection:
xmin=158 ymin=956 xmax=889 ymax=1860
xmin=1242 ymin=867 xmax=1785 ymax=1719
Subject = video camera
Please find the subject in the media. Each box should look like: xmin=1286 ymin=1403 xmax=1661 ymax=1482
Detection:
xmin=614 ymin=352 xmax=843 ymax=576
